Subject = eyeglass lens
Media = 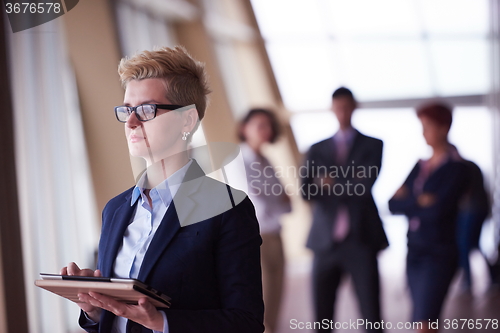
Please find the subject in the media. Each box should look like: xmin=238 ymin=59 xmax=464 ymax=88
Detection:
xmin=116 ymin=105 xmax=156 ymax=122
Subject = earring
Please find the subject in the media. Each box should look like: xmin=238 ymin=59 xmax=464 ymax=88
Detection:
xmin=182 ymin=132 xmax=190 ymax=141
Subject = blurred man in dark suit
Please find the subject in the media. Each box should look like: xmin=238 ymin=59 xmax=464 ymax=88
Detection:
xmin=301 ymin=87 xmax=388 ymax=332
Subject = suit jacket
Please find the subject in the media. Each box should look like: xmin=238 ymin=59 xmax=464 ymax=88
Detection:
xmin=80 ymin=160 xmax=265 ymax=333
xmin=389 ymin=158 xmax=469 ymax=254
xmin=301 ymin=130 xmax=388 ymax=253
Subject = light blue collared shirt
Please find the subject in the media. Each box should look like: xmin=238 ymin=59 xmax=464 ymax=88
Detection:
xmin=112 ymin=159 xmax=193 ymax=333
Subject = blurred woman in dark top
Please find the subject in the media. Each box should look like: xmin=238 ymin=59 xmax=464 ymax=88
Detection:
xmin=389 ymin=102 xmax=469 ymax=332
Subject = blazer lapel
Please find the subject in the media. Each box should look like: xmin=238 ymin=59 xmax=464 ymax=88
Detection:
xmin=100 ymin=195 xmax=136 ymax=277
xmin=324 ymin=136 xmax=337 ymax=165
xmin=137 ymin=160 xmax=205 ymax=281
xmin=137 ymin=202 xmax=181 ymax=281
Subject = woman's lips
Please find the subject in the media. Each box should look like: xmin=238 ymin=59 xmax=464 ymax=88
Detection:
xmin=129 ymin=134 xmax=144 ymax=143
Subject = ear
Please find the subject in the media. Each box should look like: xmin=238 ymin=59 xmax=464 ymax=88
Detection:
xmin=182 ymin=107 xmax=199 ymax=133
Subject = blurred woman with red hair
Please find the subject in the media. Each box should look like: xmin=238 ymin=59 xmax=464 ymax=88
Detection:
xmin=389 ymin=102 xmax=469 ymax=332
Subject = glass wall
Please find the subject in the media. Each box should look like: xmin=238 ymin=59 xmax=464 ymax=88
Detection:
xmin=251 ymin=0 xmax=489 ymax=111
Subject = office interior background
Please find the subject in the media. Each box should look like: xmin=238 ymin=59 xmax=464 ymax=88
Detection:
xmin=0 ymin=0 xmax=499 ymax=332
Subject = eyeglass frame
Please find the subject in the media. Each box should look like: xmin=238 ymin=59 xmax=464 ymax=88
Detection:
xmin=114 ymin=104 xmax=195 ymax=123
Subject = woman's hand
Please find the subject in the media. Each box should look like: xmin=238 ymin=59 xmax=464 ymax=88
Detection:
xmin=393 ymin=185 xmax=408 ymax=199
xmin=418 ymin=193 xmax=436 ymax=207
xmin=60 ymin=262 xmax=102 ymax=322
xmin=77 ymin=293 xmax=164 ymax=331
xmin=315 ymin=175 xmax=334 ymax=187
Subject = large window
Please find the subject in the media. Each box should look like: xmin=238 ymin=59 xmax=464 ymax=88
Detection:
xmin=251 ymin=0 xmax=490 ymax=111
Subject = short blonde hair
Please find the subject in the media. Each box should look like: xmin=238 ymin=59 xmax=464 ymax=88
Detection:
xmin=118 ymin=46 xmax=211 ymax=121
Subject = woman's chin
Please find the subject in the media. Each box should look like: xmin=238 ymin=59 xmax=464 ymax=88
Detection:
xmin=128 ymin=149 xmax=148 ymax=159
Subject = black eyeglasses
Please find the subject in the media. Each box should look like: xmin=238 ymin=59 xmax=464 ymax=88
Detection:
xmin=114 ymin=104 xmax=186 ymax=123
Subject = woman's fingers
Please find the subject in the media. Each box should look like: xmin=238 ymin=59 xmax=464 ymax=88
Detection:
xmin=77 ymin=293 xmax=100 ymax=313
xmin=138 ymin=297 xmax=156 ymax=315
xmin=83 ymin=293 xmax=163 ymax=330
xmin=88 ymin=292 xmax=127 ymax=316
xmin=137 ymin=298 xmax=164 ymax=330
xmin=66 ymin=262 xmax=81 ymax=275
xmin=63 ymin=262 xmax=96 ymax=277
xmin=61 ymin=263 xmax=102 ymax=318
xmin=80 ymin=269 xmax=96 ymax=276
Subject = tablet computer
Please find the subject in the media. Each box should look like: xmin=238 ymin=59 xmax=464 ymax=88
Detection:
xmin=35 ymin=273 xmax=171 ymax=308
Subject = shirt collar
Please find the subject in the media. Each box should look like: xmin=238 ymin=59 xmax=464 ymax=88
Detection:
xmin=334 ymin=126 xmax=356 ymax=143
xmin=418 ymin=144 xmax=461 ymax=170
xmin=131 ymin=159 xmax=194 ymax=206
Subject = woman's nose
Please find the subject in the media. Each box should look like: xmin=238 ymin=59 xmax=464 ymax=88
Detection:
xmin=126 ymin=112 xmax=141 ymax=128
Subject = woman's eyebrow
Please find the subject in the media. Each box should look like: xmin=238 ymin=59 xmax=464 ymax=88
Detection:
xmin=141 ymin=100 xmax=162 ymax=104
xmin=122 ymin=100 xmax=163 ymax=107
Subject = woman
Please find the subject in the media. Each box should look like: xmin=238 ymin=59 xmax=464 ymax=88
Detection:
xmin=389 ymin=102 xmax=468 ymax=332
xmin=60 ymin=46 xmax=264 ymax=333
xmin=239 ymin=109 xmax=291 ymax=333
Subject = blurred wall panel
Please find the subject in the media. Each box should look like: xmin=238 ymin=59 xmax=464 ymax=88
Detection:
xmin=175 ymin=14 xmax=237 ymax=145
xmin=0 ymin=11 xmax=29 ymax=333
xmin=63 ymin=0 xmax=132 ymax=214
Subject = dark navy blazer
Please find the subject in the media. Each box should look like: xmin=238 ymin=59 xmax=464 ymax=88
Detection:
xmin=80 ymin=161 xmax=264 ymax=333
xmin=389 ymin=158 xmax=469 ymax=253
